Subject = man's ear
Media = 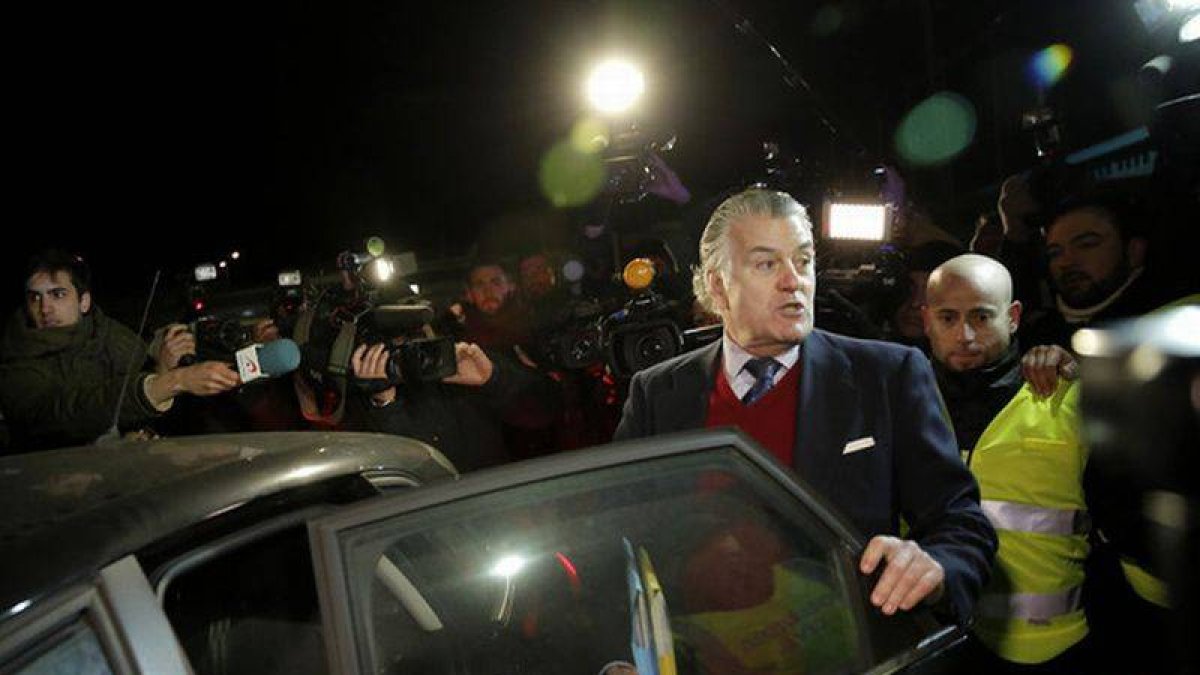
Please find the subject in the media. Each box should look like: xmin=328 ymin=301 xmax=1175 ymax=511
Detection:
xmin=707 ymin=270 xmax=728 ymax=312
xmin=1008 ymin=300 xmax=1022 ymax=335
xmin=80 ymin=291 xmax=92 ymax=314
xmin=920 ymin=305 xmax=932 ymax=336
xmin=1127 ymin=237 xmax=1148 ymax=269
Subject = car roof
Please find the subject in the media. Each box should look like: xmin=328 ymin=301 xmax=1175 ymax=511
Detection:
xmin=0 ymin=431 xmax=455 ymax=616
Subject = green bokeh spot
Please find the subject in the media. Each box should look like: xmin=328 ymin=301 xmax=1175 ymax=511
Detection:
xmin=570 ymin=117 xmax=609 ymax=154
xmin=539 ymin=141 xmax=606 ymax=208
xmin=366 ymin=236 xmax=386 ymax=257
xmin=894 ymin=92 xmax=977 ymax=166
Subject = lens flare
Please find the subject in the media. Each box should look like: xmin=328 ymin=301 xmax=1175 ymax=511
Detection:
xmin=570 ymin=117 xmax=610 ymax=154
xmin=585 ymin=59 xmax=645 ymax=114
xmin=367 ymin=236 xmax=386 ymax=257
xmin=562 ymin=259 xmax=585 ymax=282
xmin=1029 ymin=43 xmax=1074 ymax=89
xmin=539 ymin=140 xmax=606 ymax=207
xmin=894 ymin=92 xmax=977 ymax=166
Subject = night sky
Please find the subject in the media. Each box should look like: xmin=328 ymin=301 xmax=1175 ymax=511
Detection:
xmin=7 ymin=0 xmax=1174 ymax=318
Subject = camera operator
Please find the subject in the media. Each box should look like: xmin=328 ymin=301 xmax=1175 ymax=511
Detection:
xmin=0 ymin=250 xmax=240 ymax=452
xmin=348 ymin=336 xmax=561 ymax=472
xmin=449 ymin=258 xmax=533 ymax=351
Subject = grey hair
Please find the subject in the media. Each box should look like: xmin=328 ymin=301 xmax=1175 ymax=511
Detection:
xmin=691 ymin=188 xmax=812 ymax=313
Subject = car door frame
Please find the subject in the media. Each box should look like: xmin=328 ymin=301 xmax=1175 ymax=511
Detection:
xmin=0 ymin=556 xmax=189 ymax=675
xmin=309 ymin=427 xmax=967 ymax=675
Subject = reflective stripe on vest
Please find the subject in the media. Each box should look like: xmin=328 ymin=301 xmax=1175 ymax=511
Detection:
xmin=978 ymin=586 xmax=1083 ymax=623
xmin=981 ymin=500 xmax=1088 ymax=536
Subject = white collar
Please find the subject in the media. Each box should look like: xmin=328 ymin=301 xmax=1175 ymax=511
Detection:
xmin=722 ymin=333 xmax=800 ymax=397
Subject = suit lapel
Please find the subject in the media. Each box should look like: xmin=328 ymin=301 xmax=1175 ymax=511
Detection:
xmin=670 ymin=340 xmax=721 ymax=431
xmin=794 ymin=331 xmax=859 ymax=479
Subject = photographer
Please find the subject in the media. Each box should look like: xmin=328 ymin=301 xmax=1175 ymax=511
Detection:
xmin=0 ymin=250 xmax=240 ymax=452
xmin=348 ymin=337 xmax=561 ymax=472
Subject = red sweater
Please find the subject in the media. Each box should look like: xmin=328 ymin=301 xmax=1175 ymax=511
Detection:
xmin=706 ymin=362 xmax=801 ymax=467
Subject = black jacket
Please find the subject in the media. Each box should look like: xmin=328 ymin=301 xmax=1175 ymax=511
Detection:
xmin=351 ymin=350 xmax=560 ymax=472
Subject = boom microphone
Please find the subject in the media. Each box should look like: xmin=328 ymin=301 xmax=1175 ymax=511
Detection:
xmin=235 ymin=338 xmax=302 ymax=383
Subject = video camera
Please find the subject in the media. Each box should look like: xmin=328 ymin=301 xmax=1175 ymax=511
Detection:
xmin=601 ymin=124 xmax=679 ymax=204
xmin=293 ymin=244 xmax=458 ymax=422
xmin=537 ymin=257 xmax=702 ymax=378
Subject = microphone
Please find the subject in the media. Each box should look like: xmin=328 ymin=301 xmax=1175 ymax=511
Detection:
xmin=235 ymin=338 xmax=302 ymax=383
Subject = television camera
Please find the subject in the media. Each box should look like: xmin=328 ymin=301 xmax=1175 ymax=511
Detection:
xmin=292 ymin=246 xmax=457 ymax=423
xmin=537 ymin=256 xmax=711 ymax=379
xmin=179 ymin=262 xmax=312 ymax=363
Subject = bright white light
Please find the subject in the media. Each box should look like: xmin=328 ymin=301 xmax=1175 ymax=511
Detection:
xmin=827 ymin=203 xmax=887 ymax=241
xmin=586 ymin=59 xmax=645 ymax=114
xmin=278 ymin=270 xmax=302 ymax=287
xmin=371 ymin=258 xmax=395 ymax=283
xmin=1157 ymin=306 xmax=1200 ymax=354
xmin=218 ymin=260 xmax=228 ymax=269
xmin=194 ymin=264 xmax=218 ymax=282
xmin=490 ymin=554 xmax=527 ymax=579
xmin=1181 ymin=13 xmax=1200 ymax=42
xmin=231 ymin=251 xmax=241 ymax=260
xmin=409 ymin=283 xmax=421 ymax=295
xmin=1072 ymin=328 xmax=1105 ymax=357
xmin=1167 ymin=0 xmax=1200 ymax=11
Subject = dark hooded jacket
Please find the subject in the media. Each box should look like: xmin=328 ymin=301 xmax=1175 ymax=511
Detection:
xmin=0 ymin=307 xmax=162 ymax=452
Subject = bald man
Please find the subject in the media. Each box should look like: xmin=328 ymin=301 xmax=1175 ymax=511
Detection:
xmin=924 ymin=254 xmax=1094 ymax=671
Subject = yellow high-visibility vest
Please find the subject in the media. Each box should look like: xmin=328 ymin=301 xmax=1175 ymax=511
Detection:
xmin=968 ymin=379 xmax=1090 ymax=665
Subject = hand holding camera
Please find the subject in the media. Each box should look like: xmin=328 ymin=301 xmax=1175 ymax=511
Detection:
xmin=154 ymin=324 xmax=198 ymax=373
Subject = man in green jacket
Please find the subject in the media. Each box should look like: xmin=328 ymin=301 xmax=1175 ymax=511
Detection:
xmin=0 ymin=250 xmax=240 ymax=452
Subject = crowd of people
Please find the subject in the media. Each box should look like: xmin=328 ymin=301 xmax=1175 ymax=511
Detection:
xmin=1 ymin=169 xmax=1194 ymax=673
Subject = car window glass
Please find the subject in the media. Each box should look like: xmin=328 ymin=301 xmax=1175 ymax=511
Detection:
xmin=9 ymin=617 xmax=113 ymax=675
xmin=161 ymin=525 xmax=326 ymax=675
xmin=332 ymin=447 xmax=931 ymax=674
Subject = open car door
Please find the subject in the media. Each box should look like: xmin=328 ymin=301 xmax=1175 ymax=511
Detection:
xmin=310 ymin=428 xmax=966 ymax=674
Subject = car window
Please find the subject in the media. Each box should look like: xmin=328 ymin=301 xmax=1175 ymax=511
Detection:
xmin=7 ymin=617 xmax=114 ymax=675
xmin=161 ymin=524 xmax=326 ymax=675
xmin=324 ymin=446 xmax=939 ymax=674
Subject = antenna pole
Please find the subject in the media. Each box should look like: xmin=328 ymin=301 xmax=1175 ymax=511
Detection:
xmin=96 ymin=270 xmax=162 ymax=445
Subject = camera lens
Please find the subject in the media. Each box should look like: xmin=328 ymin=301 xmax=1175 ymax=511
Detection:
xmin=636 ymin=333 xmax=667 ymax=361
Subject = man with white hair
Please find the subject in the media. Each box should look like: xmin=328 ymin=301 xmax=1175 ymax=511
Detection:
xmin=924 ymin=253 xmax=1092 ymax=671
xmin=615 ymin=188 xmax=996 ymax=624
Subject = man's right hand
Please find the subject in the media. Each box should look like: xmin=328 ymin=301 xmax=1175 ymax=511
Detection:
xmin=351 ymin=343 xmax=392 ymax=381
xmin=174 ymin=362 xmax=241 ymax=395
xmin=998 ymin=174 xmax=1038 ymax=244
xmin=145 ymin=361 xmax=240 ymax=407
xmin=1021 ymin=344 xmax=1078 ymax=398
xmin=156 ymin=324 xmax=197 ymax=373
xmin=351 ymin=343 xmax=397 ymax=406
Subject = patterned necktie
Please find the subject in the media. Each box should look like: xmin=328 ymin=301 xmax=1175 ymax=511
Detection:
xmin=741 ymin=357 xmax=783 ymax=405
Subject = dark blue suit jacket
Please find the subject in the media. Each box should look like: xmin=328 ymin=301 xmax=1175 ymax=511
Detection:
xmin=614 ymin=329 xmax=996 ymax=623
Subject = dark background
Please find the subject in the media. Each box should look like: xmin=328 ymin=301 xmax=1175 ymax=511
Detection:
xmin=6 ymin=0 xmax=1183 ymax=317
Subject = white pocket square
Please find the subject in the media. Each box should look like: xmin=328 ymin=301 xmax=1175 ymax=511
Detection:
xmin=842 ymin=437 xmax=876 ymax=455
